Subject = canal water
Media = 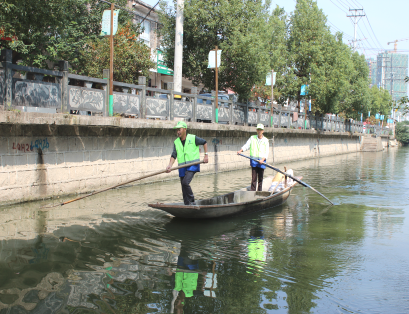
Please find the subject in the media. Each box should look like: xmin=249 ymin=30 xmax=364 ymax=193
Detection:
xmin=0 ymin=148 xmax=408 ymax=313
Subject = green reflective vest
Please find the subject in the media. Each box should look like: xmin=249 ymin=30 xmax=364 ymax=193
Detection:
xmin=248 ymin=239 xmax=266 ymax=263
xmin=175 ymin=272 xmax=199 ymax=298
xmin=174 ymin=134 xmax=200 ymax=166
xmin=249 ymin=135 xmax=268 ymax=158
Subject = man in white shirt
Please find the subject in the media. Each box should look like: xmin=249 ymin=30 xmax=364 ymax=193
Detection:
xmin=237 ymin=124 xmax=269 ymax=191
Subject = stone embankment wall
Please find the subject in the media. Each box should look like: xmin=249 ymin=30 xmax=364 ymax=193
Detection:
xmin=1 ymin=112 xmax=366 ymax=205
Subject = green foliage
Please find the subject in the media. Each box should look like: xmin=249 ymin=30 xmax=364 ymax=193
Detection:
xmin=284 ymin=0 xmax=330 ymax=108
xmin=367 ymin=85 xmax=393 ymax=118
xmin=158 ymin=0 xmax=393 ymax=118
xmin=78 ymin=22 xmax=155 ymax=84
xmin=159 ymin=0 xmax=272 ymax=100
xmin=395 ymin=121 xmax=409 ymax=145
xmin=0 ymin=0 xmax=141 ymax=73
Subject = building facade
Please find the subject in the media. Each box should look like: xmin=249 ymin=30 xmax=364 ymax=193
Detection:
xmin=127 ymin=0 xmax=203 ymax=93
xmin=376 ymin=52 xmax=408 ymax=102
xmin=366 ymin=58 xmax=377 ymax=87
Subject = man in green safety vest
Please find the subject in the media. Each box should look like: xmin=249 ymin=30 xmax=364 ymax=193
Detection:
xmin=237 ymin=124 xmax=269 ymax=191
xmin=166 ymin=121 xmax=208 ymax=205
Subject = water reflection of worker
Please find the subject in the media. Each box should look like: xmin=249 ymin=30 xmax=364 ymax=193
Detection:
xmin=246 ymin=225 xmax=267 ymax=275
xmin=170 ymin=246 xmax=206 ymax=313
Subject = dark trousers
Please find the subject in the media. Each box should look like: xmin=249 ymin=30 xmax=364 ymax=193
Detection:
xmin=180 ymin=171 xmax=196 ymax=205
xmin=251 ymin=167 xmax=264 ymax=191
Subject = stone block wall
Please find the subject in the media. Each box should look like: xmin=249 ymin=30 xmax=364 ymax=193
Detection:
xmin=0 ymin=112 xmax=364 ymax=205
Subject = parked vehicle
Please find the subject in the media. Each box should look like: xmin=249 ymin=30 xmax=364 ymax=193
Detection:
xmin=197 ymin=93 xmax=229 ymax=105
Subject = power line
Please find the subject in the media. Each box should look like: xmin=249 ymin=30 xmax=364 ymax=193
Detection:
xmin=333 ymin=0 xmax=349 ymax=11
xmin=349 ymin=0 xmax=363 ymax=9
xmin=329 ymin=0 xmax=348 ymax=14
xmin=360 ymin=18 xmax=383 ymax=51
xmin=357 ymin=23 xmax=380 ymax=52
xmin=327 ymin=20 xmax=354 ymax=39
xmin=364 ymin=16 xmax=384 ymax=50
xmin=343 ymin=0 xmax=359 ymax=9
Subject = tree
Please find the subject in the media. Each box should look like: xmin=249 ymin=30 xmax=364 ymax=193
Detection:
xmin=78 ymin=22 xmax=155 ymax=84
xmin=397 ymin=76 xmax=409 ymax=115
xmin=395 ymin=121 xmax=409 ymax=145
xmin=158 ymin=0 xmax=272 ymax=100
xmin=284 ymin=0 xmax=332 ymax=111
xmin=339 ymin=52 xmax=371 ymax=119
xmin=0 ymin=0 xmax=138 ymax=71
xmin=314 ymin=32 xmax=355 ymax=115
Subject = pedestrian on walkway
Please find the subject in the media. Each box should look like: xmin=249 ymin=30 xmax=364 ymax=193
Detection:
xmin=166 ymin=121 xmax=208 ymax=205
xmin=237 ymin=124 xmax=269 ymax=191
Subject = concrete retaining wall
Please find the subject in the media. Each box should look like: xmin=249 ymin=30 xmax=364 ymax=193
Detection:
xmin=0 ymin=112 xmax=364 ymax=205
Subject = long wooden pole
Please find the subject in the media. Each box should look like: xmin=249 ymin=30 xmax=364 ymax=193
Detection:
xmin=271 ymin=69 xmax=274 ymax=126
xmin=109 ymin=3 xmax=114 ymax=116
xmin=41 ymin=160 xmax=205 ymax=208
xmin=238 ymin=154 xmax=334 ymax=205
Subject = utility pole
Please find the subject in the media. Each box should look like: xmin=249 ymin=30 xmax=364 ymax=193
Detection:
xmin=173 ymin=0 xmax=184 ymax=93
xmin=109 ymin=3 xmax=114 ymax=117
xmin=215 ymin=45 xmax=218 ymax=124
xmin=347 ymin=9 xmax=365 ymax=51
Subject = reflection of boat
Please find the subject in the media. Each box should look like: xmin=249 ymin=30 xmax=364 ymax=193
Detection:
xmin=148 ymin=176 xmax=301 ymax=219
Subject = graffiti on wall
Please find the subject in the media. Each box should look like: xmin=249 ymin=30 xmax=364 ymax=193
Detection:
xmin=69 ymin=86 xmax=104 ymax=111
xmin=13 ymin=80 xmax=61 ymax=108
xmin=12 ymin=138 xmax=50 ymax=152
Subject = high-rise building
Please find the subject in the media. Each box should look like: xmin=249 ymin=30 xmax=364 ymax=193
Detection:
xmin=376 ymin=52 xmax=408 ymax=102
xmin=366 ymin=58 xmax=377 ymax=87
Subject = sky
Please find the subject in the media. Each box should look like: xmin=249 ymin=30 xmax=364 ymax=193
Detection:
xmin=142 ymin=0 xmax=409 ymax=60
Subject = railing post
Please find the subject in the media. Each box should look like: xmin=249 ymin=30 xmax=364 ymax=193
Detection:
xmin=167 ymin=82 xmax=174 ymax=121
xmin=257 ymin=105 xmax=261 ymax=125
xmin=287 ymin=111 xmax=291 ymax=128
xmin=191 ymin=86 xmax=197 ymax=122
xmin=103 ymin=69 xmax=110 ymax=117
xmin=229 ymin=100 xmax=233 ymax=124
xmin=1 ymin=49 xmax=13 ymax=110
xmin=245 ymin=102 xmax=249 ymax=125
xmin=58 ymin=61 xmax=69 ymax=113
xmin=138 ymin=76 xmax=146 ymax=119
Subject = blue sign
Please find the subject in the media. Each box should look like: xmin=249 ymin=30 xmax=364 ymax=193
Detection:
xmin=375 ymin=113 xmax=380 ymax=119
xmin=308 ymin=99 xmax=311 ymax=111
xmin=380 ymin=115 xmax=384 ymax=121
xmin=368 ymin=111 xmax=370 ymax=117
xmin=300 ymin=85 xmax=308 ymax=96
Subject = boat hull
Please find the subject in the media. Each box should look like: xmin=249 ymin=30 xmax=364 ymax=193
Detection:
xmin=148 ymin=178 xmax=300 ymax=219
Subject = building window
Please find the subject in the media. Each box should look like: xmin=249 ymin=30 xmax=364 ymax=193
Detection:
xmin=140 ymin=20 xmax=150 ymax=45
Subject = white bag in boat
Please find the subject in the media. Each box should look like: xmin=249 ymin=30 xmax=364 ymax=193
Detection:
xmin=268 ymin=169 xmax=294 ymax=192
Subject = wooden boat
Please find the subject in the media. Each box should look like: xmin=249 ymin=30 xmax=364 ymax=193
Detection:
xmin=148 ymin=176 xmax=302 ymax=219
